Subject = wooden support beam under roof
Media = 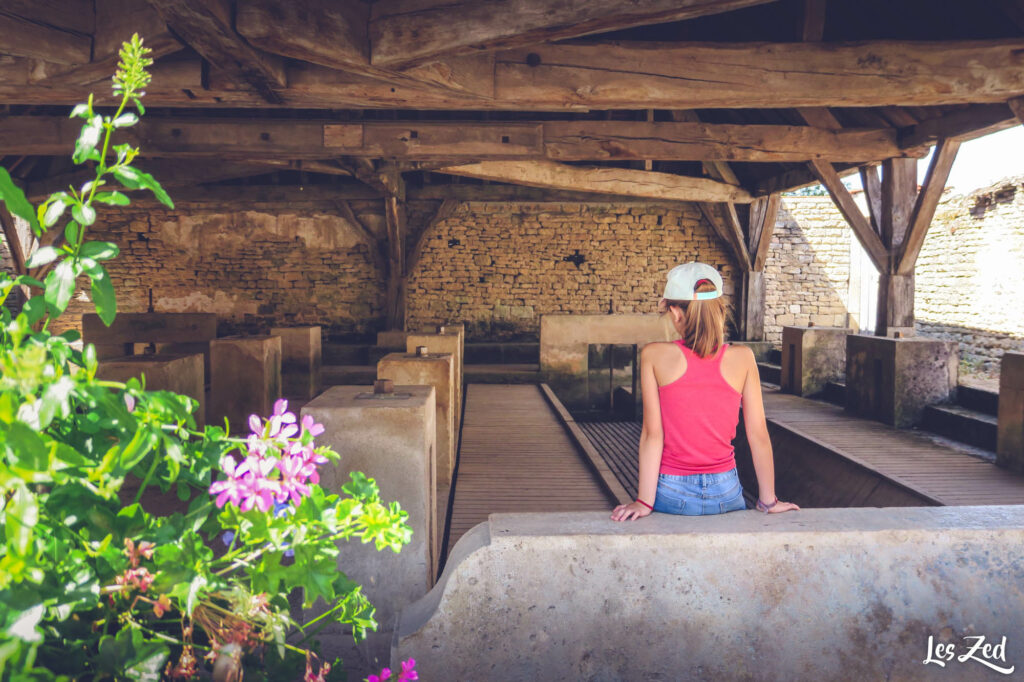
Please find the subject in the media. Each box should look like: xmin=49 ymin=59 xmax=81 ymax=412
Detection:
xmin=368 ymin=0 xmax=781 ymax=68
xmin=898 ymin=103 xmax=1019 ymax=149
xmin=896 ymin=137 xmax=961 ymax=275
xmin=434 ymin=160 xmax=753 ymax=203
xmin=1009 ymin=97 xmax=1024 ymax=125
xmin=807 ymin=159 xmax=888 ymax=273
xmin=4 ymin=40 xmax=1024 ymax=111
xmin=748 ymin=192 xmax=782 ymax=272
xmin=235 ymin=0 xmax=494 ymax=98
xmin=0 ymin=13 xmax=90 ymax=65
xmin=0 ymin=117 xmax=913 ymax=164
xmin=1 ymin=0 xmax=94 ymax=34
xmin=145 ymin=0 xmax=286 ymax=103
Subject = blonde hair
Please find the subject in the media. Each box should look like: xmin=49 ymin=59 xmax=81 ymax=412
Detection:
xmin=663 ymin=279 xmax=730 ymax=358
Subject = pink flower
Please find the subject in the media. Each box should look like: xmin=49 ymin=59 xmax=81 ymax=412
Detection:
xmin=209 ymin=455 xmax=250 ymax=509
xmin=368 ymin=668 xmax=391 ymax=682
xmin=397 ymin=658 xmax=417 ymax=681
xmin=301 ymin=414 xmax=325 ymax=437
xmin=276 ymin=456 xmax=312 ymax=505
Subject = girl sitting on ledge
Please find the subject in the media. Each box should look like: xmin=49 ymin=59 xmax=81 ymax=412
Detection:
xmin=611 ymin=261 xmax=799 ymax=521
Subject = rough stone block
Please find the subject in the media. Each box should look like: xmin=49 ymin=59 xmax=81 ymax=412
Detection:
xmin=270 ymin=326 xmax=322 ymax=399
xmin=395 ymin=507 xmax=1024 ymax=680
xmin=845 ymin=334 xmax=957 ymax=427
xmin=406 ymin=325 xmax=464 ymax=432
xmin=378 ymin=352 xmax=456 ymax=489
xmin=781 ymin=326 xmax=852 ymax=397
xmin=82 ymin=312 xmax=217 ymax=364
xmin=997 ymin=352 xmax=1024 ymax=473
xmin=209 ymin=335 xmax=281 ymax=428
xmin=301 ymin=385 xmax=436 ymax=676
xmin=96 ymin=353 xmax=205 ymax=427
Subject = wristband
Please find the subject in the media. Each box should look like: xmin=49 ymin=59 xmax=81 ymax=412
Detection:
xmin=756 ymin=496 xmax=779 ymax=512
xmin=636 ymin=498 xmax=653 ymax=511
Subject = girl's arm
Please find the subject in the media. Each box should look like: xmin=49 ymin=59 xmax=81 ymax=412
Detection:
xmin=611 ymin=343 xmax=664 ymax=521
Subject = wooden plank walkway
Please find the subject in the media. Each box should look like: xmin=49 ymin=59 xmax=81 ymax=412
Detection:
xmin=576 ymin=385 xmax=1024 ymax=507
xmin=446 ymin=384 xmax=615 ymax=557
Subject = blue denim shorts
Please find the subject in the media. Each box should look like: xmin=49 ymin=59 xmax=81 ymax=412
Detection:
xmin=652 ymin=467 xmax=748 ymax=515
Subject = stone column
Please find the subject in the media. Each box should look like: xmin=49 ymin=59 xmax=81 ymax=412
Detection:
xmin=406 ymin=325 xmax=464 ymax=433
xmin=301 ymin=383 xmax=436 ymax=676
xmin=845 ymin=334 xmax=957 ymax=427
xmin=209 ymin=335 xmax=281 ymax=429
xmin=96 ymin=353 xmax=206 ymax=427
xmin=270 ymin=326 xmax=322 ymax=400
xmin=780 ymin=326 xmax=852 ymax=397
xmin=997 ymin=352 xmax=1024 ymax=473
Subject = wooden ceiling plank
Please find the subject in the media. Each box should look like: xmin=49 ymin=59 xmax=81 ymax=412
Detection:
xmin=897 ymin=138 xmax=960 ymax=275
xmin=146 ymin=0 xmax=286 ymax=103
xmin=1 ymin=0 xmax=94 ymax=34
xmin=0 ymin=13 xmax=91 ymax=65
xmin=434 ymin=160 xmax=753 ymax=203
xmin=235 ymin=0 xmax=494 ymax=98
xmin=369 ymin=0 xmax=780 ymax=68
xmin=808 ymin=159 xmax=888 ymax=272
xmin=31 ymin=0 xmax=182 ymax=87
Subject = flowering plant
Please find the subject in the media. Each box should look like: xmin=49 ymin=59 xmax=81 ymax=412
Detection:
xmin=0 ymin=35 xmax=411 ymax=680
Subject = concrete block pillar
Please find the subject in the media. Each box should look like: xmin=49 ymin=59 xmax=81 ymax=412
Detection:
xmin=407 ymin=325 xmax=464 ymax=433
xmin=270 ymin=326 xmax=322 ymax=400
xmin=997 ymin=352 xmax=1024 ymax=474
xmin=845 ymin=335 xmax=957 ymax=428
xmin=301 ymin=384 xmax=436 ymax=675
xmin=378 ymin=350 xmax=456 ymax=489
xmin=96 ymin=353 xmax=205 ymax=427
xmin=780 ymin=326 xmax=853 ymax=397
xmin=209 ymin=335 xmax=281 ymax=429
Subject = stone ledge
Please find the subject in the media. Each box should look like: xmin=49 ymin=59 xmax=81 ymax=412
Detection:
xmin=395 ymin=507 xmax=1024 ymax=681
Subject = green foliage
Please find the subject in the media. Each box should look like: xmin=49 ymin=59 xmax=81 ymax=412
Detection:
xmin=0 ymin=35 xmax=412 ymax=680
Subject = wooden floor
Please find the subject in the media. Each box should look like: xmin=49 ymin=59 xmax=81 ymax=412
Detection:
xmin=446 ymin=384 xmax=615 ymax=557
xmin=577 ymin=385 xmax=1024 ymax=507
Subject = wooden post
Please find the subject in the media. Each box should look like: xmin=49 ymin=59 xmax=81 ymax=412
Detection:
xmin=742 ymin=270 xmax=766 ymax=341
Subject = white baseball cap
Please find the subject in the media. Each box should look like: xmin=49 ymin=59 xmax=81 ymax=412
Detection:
xmin=662 ymin=262 xmax=723 ymax=301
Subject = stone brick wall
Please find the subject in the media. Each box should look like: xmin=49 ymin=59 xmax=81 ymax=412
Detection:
xmin=915 ymin=177 xmax=1024 ymax=369
xmin=763 ymin=198 xmax=854 ymax=344
xmin=406 ymin=201 xmax=740 ymax=340
xmin=48 ymin=206 xmax=384 ymax=338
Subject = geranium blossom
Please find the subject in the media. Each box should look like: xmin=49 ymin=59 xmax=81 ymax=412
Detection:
xmin=209 ymin=404 xmax=329 ymax=511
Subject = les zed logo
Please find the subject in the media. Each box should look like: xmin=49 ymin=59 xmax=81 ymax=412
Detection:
xmin=923 ymin=634 xmax=1015 ymax=675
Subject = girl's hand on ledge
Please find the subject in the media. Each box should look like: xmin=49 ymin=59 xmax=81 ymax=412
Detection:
xmin=611 ymin=501 xmax=652 ymax=521
xmin=765 ymin=500 xmax=801 ymax=513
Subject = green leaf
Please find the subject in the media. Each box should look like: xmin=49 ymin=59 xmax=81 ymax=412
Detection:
xmin=82 ymin=260 xmax=116 ymax=325
xmin=111 ymin=112 xmax=138 ymax=128
xmin=112 ymin=166 xmax=174 ymax=209
xmin=43 ymin=259 xmax=77 ymax=315
xmin=93 ymin=191 xmax=130 ymax=206
xmin=64 ymin=219 xmax=80 ymax=245
xmin=71 ymin=203 xmax=96 ymax=226
xmin=69 ymin=102 xmax=90 ymax=119
xmin=14 ymin=275 xmax=44 ymax=289
xmin=73 ymin=115 xmax=103 ymax=165
xmin=0 ymin=168 xmax=40 ymax=235
xmin=20 ymin=296 xmax=47 ymax=325
xmin=79 ymin=241 xmax=119 ymax=261
xmin=24 ymin=246 xmax=60 ymax=269
xmin=4 ymin=484 xmax=38 ymax=556
xmin=41 ymin=196 xmax=69 ymax=227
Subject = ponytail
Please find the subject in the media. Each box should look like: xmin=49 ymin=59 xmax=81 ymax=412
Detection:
xmin=664 ymin=280 xmax=729 ymax=358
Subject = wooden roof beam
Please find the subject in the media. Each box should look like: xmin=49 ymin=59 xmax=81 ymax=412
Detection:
xmin=145 ymin=0 xmax=286 ymax=104
xmin=896 ymin=138 xmax=960 ymax=275
xmin=808 ymin=159 xmax=888 ymax=273
xmin=369 ymin=0 xmax=780 ymax=69
xmin=434 ymin=160 xmax=753 ymax=204
xmin=0 ymin=13 xmax=90 ymax=65
xmin=0 ymin=116 xmax=913 ymax=163
xmin=898 ymin=103 xmax=1019 ymax=149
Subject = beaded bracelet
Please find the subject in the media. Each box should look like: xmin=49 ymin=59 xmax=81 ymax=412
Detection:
xmin=756 ymin=496 xmax=779 ymax=512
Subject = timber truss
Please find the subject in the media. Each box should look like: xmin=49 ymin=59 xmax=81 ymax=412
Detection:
xmin=1 ymin=0 xmax=1023 ymax=333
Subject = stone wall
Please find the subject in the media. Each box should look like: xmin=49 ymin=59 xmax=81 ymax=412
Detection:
xmin=407 ymin=201 xmax=740 ymax=340
xmin=47 ymin=205 xmax=384 ymax=338
xmin=915 ymin=177 xmax=1024 ymax=370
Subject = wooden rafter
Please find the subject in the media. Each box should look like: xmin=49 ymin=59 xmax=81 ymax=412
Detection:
xmin=749 ymin=193 xmax=782 ymax=272
xmin=0 ymin=116 xmax=912 ymax=164
xmin=4 ymin=40 xmax=1024 ymax=111
xmin=807 ymin=159 xmax=888 ymax=273
xmin=235 ymin=0 xmax=494 ymax=98
xmin=896 ymin=138 xmax=961 ymax=275
xmin=145 ymin=0 xmax=286 ymax=104
xmin=368 ymin=0 xmax=781 ymax=68
xmin=335 ymin=200 xmax=385 ymax=271
xmin=859 ymin=165 xmax=883 ymax=237
xmin=434 ymin=161 xmax=751 ymax=203
xmin=899 ymin=103 xmax=1018 ymax=149
xmin=698 ymin=202 xmax=751 ymax=271
xmin=0 ymin=13 xmax=90 ymax=65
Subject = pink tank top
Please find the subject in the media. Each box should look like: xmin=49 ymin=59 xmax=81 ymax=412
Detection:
xmin=658 ymin=340 xmax=742 ymax=475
